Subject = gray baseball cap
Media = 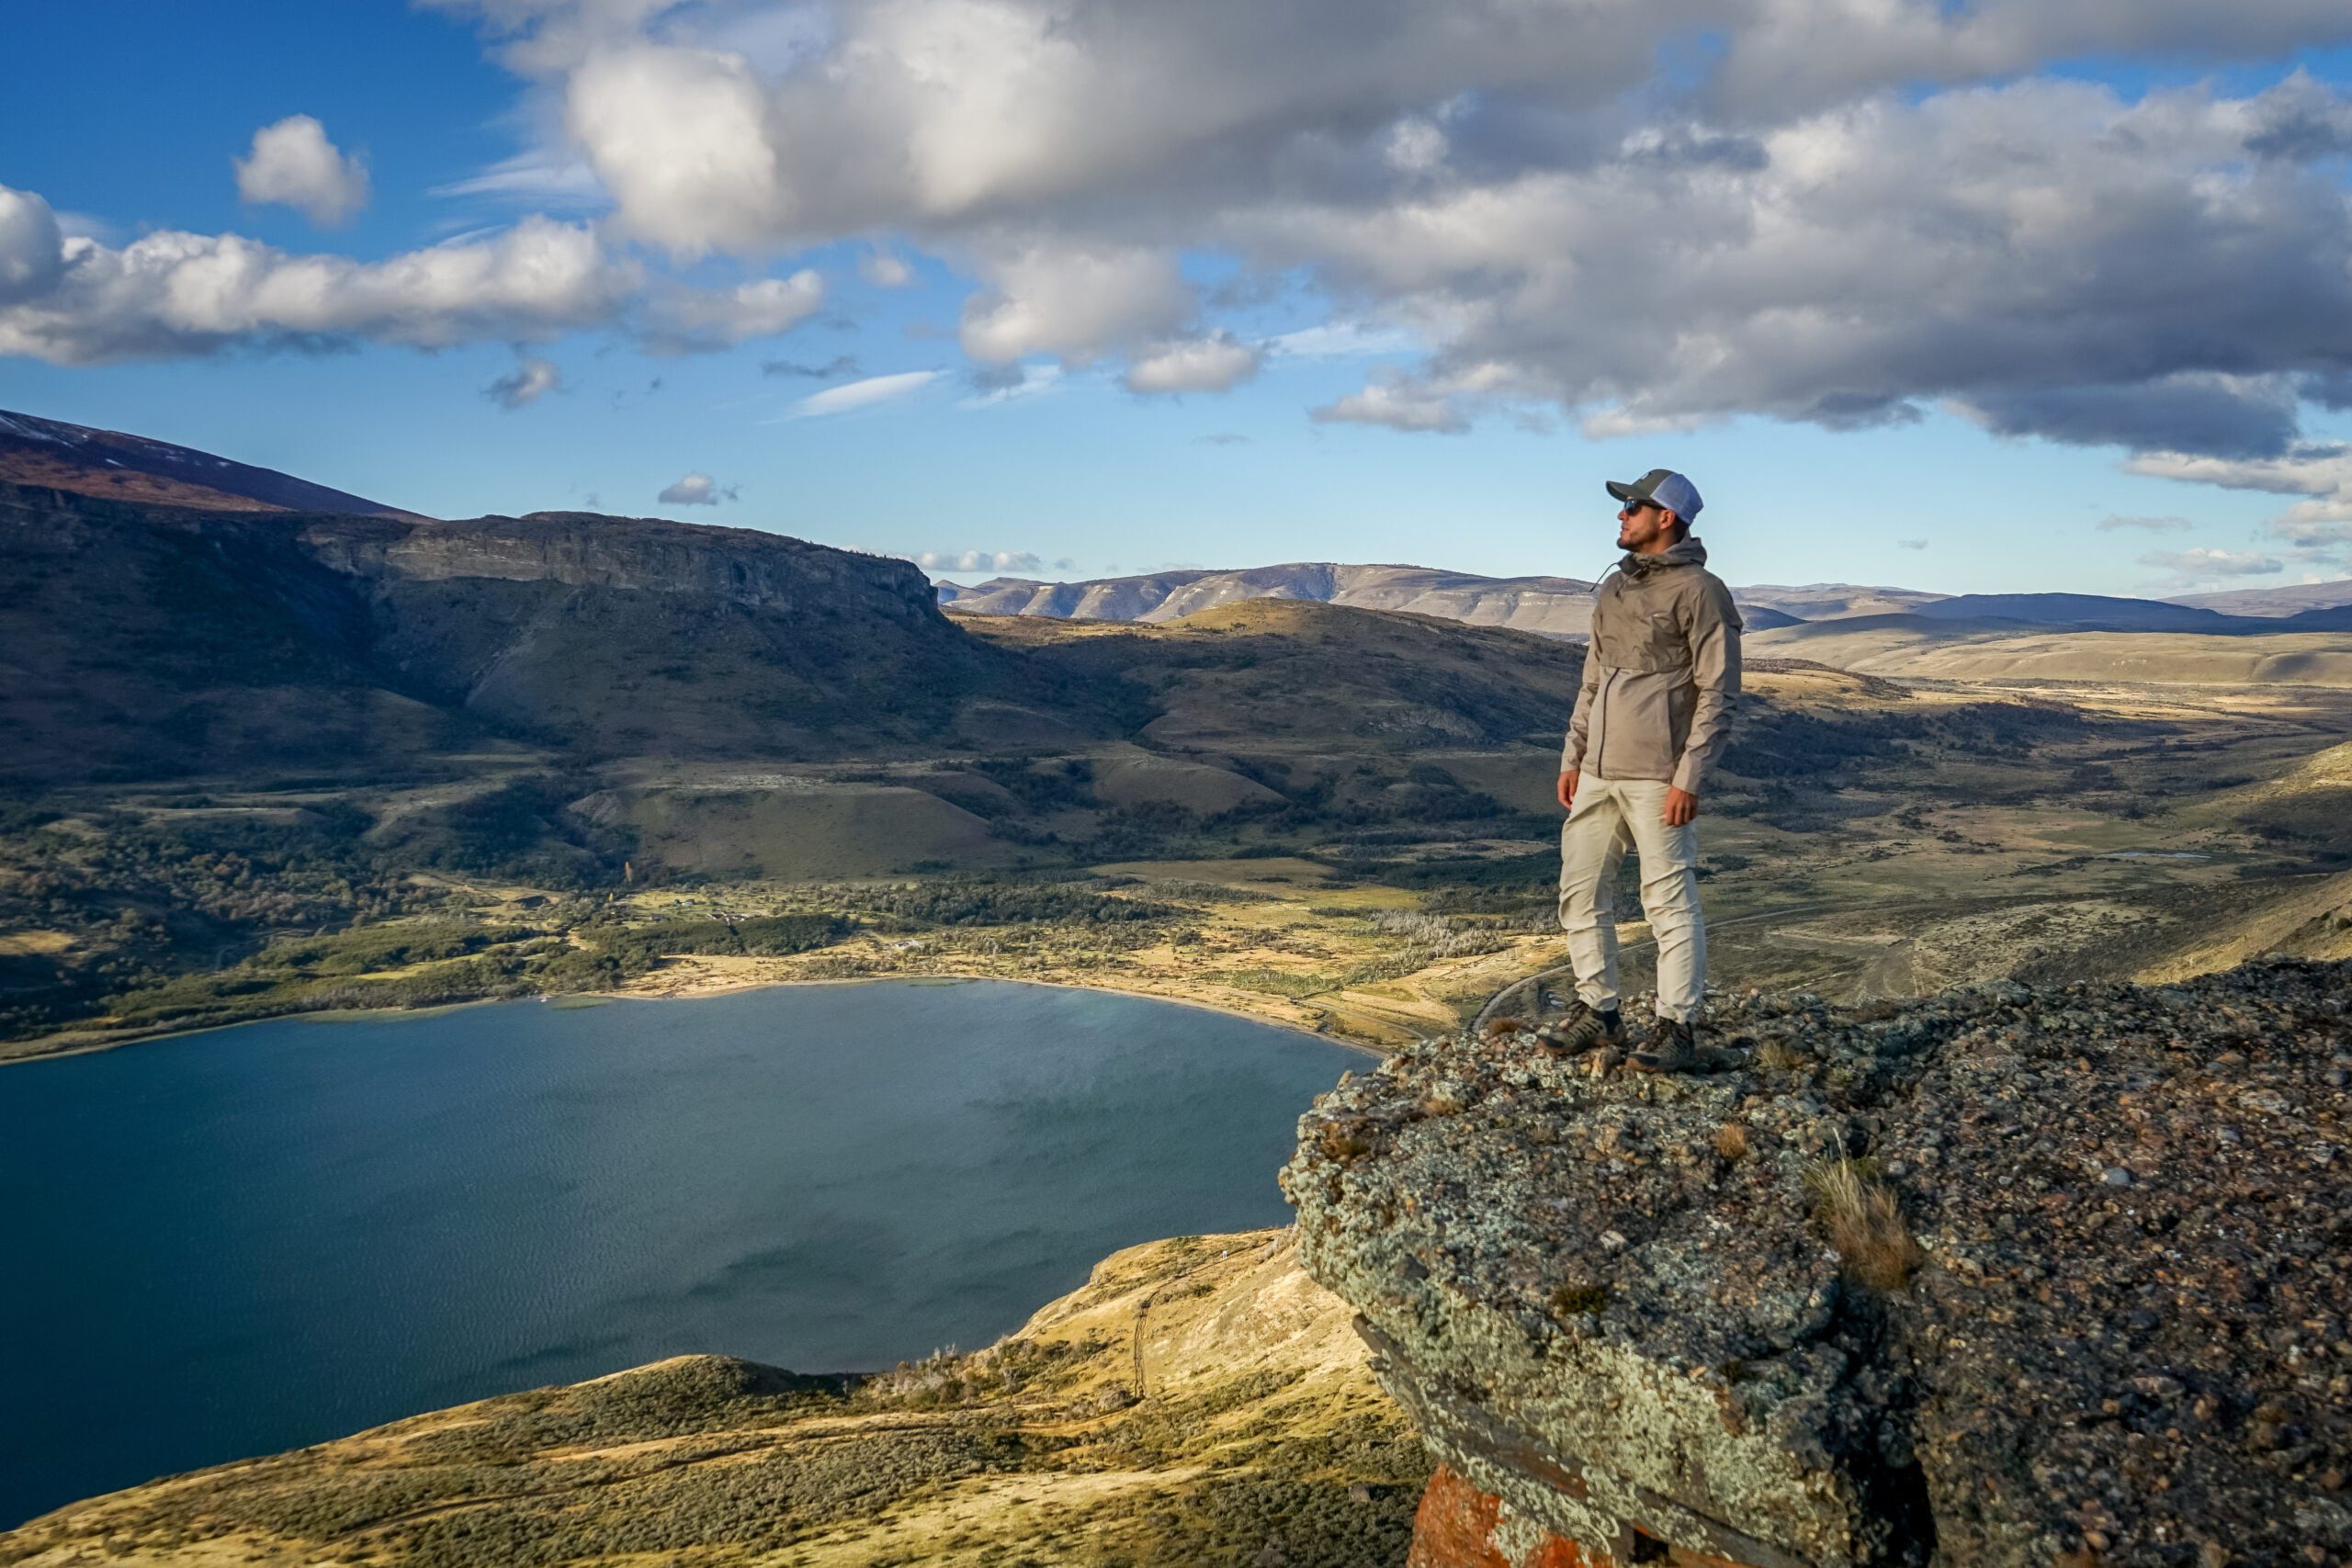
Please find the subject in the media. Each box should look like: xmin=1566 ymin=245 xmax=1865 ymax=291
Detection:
xmin=1606 ymin=468 xmax=1703 ymax=523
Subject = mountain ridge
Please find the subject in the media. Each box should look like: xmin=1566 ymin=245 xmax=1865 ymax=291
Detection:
xmin=0 ymin=409 xmax=417 ymax=518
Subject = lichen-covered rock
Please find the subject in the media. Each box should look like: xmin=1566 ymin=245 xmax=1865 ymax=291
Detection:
xmin=1285 ymin=957 xmax=2352 ymax=1566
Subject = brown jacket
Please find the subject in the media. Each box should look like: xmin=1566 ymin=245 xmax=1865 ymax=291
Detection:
xmin=1560 ymin=537 xmax=1742 ymax=793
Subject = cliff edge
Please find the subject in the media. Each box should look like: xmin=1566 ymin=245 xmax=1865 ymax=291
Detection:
xmin=1284 ymin=957 xmax=2351 ymax=1567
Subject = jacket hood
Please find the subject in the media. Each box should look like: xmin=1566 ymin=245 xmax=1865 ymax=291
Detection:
xmin=1618 ymin=536 xmax=1708 ymax=577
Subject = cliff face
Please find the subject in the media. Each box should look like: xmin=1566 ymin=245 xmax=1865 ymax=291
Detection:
xmin=1284 ymin=958 xmax=2352 ymax=1567
xmin=0 ymin=482 xmax=1012 ymax=778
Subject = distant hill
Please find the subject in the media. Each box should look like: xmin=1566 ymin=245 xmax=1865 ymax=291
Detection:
xmin=0 ymin=481 xmax=1036 ymax=783
xmin=942 ymin=562 xmax=1616 ymax=637
xmin=0 ymin=409 xmax=417 ymax=517
xmin=1728 ymin=582 xmax=1949 ymax=620
xmin=1908 ymin=592 xmax=2245 ymax=632
xmin=1750 ymin=613 xmax=2352 ymax=685
xmin=2167 ymin=579 xmax=2352 ymax=616
xmin=939 ymin=563 xmax=1872 ymax=637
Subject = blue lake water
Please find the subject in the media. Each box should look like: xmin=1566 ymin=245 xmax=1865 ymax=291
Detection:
xmin=0 ymin=980 xmax=1362 ymax=1528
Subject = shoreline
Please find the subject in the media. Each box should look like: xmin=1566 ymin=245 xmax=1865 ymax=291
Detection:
xmin=0 ymin=965 xmax=1393 ymax=1068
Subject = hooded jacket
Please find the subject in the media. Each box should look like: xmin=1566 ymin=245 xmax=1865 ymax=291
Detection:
xmin=1560 ymin=537 xmax=1742 ymax=793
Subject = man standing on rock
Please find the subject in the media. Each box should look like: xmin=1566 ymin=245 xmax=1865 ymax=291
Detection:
xmin=1548 ymin=468 xmax=1742 ymax=1072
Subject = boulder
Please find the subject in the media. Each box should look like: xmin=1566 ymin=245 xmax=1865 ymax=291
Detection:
xmin=1285 ymin=958 xmax=2352 ymax=1566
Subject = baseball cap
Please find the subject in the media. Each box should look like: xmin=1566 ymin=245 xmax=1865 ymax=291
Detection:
xmin=1606 ymin=468 xmax=1703 ymax=524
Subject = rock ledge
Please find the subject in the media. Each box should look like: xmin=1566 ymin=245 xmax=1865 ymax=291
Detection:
xmin=1284 ymin=958 xmax=2352 ymax=1566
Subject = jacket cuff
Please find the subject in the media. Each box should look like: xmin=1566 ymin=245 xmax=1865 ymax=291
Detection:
xmin=1670 ymin=759 xmax=1703 ymax=794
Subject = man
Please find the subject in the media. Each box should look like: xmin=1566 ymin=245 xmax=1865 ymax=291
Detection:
xmin=1548 ymin=468 xmax=1741 ymax=1073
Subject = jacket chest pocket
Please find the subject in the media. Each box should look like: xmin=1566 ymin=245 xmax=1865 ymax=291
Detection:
xmin=1594 ymin=591 xmax=1690 ymax=672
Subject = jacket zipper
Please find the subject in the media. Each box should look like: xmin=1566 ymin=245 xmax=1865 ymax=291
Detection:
xmin=1596 ymin=666 xmax=1616 ymax=781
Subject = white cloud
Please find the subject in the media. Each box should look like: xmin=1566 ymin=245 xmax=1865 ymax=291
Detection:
xmin=917 ymin=548 xmax=1046 ymax=576
xmin=431 ymin=147 xmax=608 ymax=208
xmin=658 ymin=471 xmax=737 ymax=504
xmin=638 ymin=268 xmax=823 ymax=354
xmin=484 ymin=355 xmax=563 ymax=408
xmin=1897 ymin=538 xmax=1929 ymax=550
xmin=2098 ymin=514 xmax=2195 ymax=533
xmin=0 ymin=186 xmax=65 ymax=305
xmin=778 ymin=368 xmax=943 ymax=419
xmin=859 ymin=250 xmax=914 ymax=288
xmin=958 ymin=244 xmax=1192 ymax=365
xmin=235 ymin=116 xmax=369 ymax=226
xmin=1123 ymin=333 xmax=1264 ymax=395
xmin=1311 ymin=378 xmax=1468 ymax=434
xmin=1266 ymin=321 xmax=1419 ymax=360
xmin=0 ymin=187 xmax=638 ymax=365
xmin=2137 ymin=547 xmax=2284 ymax=580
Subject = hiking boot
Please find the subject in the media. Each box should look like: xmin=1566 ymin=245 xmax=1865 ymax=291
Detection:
xmin=1536 ymin=1002 xmax=1621 ymax=1056
xmin=1628 ymin=1019 xmax=1700 ymax=1074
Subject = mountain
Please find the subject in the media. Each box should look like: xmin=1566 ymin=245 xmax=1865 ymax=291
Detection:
xmin=0 ymin=480 xmax=1032 ymax=783
xmin=0 ymin=409 xmax=416 ymax=517
xmin=1749 ymin=612 xmax=2352 ymax=684
xmin=1908 ymin=591 xmax=2246 ymax=631
xmin=1727 ymin=581 xmax=1949 ymax=620
xmin=938 ymin=561 xmax=1831 ymax=637
xmin=2167 ymin=578 xmax=2352 ymax=616
xmin=943 ymin=561 xmax=1618 ymax=637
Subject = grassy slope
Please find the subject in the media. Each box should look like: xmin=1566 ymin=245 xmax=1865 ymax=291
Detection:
xmin=1749 ymin=619 xmax=2352 ymax=686
xmin=2 ymin=1231 xmax=1426 ymax=1568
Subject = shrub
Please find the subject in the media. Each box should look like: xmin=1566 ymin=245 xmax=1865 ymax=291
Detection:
xmin=1803 ymin=1155 xmax=1922 ymax=1291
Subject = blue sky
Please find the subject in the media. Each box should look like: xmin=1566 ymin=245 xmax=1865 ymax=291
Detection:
xmin=5 ymin=1 xmax=2351 ymax=597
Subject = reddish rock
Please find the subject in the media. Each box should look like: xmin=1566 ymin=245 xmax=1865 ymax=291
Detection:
xmin=1408 ymin=1464 xmax=1765 ymax=1568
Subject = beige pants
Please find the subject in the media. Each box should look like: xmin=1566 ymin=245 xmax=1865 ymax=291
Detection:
xmin=1557 ymin=774 xmax=1706 ymax=1023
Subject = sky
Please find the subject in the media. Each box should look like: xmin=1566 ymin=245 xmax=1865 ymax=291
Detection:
xmin=4 ymin=2 xmax=2352 ymax=598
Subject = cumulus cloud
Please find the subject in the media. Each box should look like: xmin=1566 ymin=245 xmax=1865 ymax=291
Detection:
xmin=859 ymin=250 xmax=913 ymax=288
xmin=37 ymin=0 xmax=2352 ymax=487
xmin=637 ymin=268 xmax=823 ymax=354
xmin=778 ymin=368 xmax=943 ymax=419
xmin=484 ymin=355 xmax=563 ymax=408
xmin=235 ymin=115 xmax=370 ymax=226
xmin=658 ymin=471 xmax=737 ymax=505
xmin=2137 ymin=547 xmax=2285 ymax=581
xmin=2124 ymin=446 xmax=2352 ymax=564
xmin=0 ymin=186 xmax=637 ymax=364
xmin=917 ymin=548 xmax=1046 ymax=575
xmin=2098 ymin=514 xmax=2196 ymax=533
xmin=1312 ymin=377 xmax=1469 ymax=434
xmin=958 ymin=244 xmax=1191 ymax=365
xmin=1124 ymin=333 xmax=1264 ymax=395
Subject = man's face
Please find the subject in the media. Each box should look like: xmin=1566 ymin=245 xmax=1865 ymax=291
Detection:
xmin=1616 ymin=498 xmax=1674 ymax=551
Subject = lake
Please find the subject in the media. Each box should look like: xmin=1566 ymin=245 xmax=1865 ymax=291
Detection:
xmin=0 ymin=980 xmax=1363 ymax=1527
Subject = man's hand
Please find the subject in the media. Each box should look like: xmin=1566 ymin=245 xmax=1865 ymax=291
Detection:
xmin=1663 ymin=786 xmax=1698 ymax=827
xmin=1556 ymin=769 xmax=1578 ymax=811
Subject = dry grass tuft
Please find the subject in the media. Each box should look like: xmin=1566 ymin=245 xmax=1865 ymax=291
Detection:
xmin=1753 ymin=1040 xmax=1813 ymax=1072
xmin=1804 ymin=1155 xmax=1923 ymax=1291
xmin=1713 ymin=1122 xmax=1750 ymax=1161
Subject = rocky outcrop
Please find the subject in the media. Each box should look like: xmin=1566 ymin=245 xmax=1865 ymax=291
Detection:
xmin=1285 ymin=958 xmax=2352 ymax=1566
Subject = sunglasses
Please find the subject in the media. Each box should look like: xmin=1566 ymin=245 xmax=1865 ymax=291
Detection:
xmin=1617 ymin=497 xmax=1657 ymax=516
